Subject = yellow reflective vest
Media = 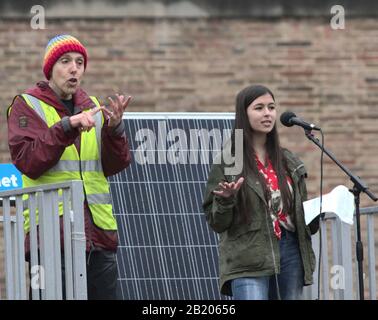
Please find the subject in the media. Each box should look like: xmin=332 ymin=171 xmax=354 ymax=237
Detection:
xmin=18 ymin=93 xmax=117 ymax=232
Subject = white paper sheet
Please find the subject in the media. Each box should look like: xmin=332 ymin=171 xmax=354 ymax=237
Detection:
xmin=303 ymin=185 xmax=355 ymax=225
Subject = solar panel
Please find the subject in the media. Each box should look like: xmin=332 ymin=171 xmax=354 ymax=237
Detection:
xmin=109 ymin=113 xmax=235 ymax=300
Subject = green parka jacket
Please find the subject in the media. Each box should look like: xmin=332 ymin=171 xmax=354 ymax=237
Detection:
xmin=202 ymin=148 xmax=319 ymax=296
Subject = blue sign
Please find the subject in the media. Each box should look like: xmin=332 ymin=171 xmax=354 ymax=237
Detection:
xmin=0 ymin=163 xmax=22 ymax=191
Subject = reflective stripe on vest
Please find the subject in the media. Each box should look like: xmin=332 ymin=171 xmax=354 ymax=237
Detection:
xmin=48 ymin=159 xmax=102 ymax=172
xmin=19 ymin=94 xmax=117 ymax=232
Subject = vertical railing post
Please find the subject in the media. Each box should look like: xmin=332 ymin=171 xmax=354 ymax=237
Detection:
xmin=51 ymin=190 xmax=62 ymax=299
xmin=15 ymin=196 xmax=26 ymax=300
xmin=63 ymin=188 xmax=74 ymax=300
xmin=38 ymin=190 xmax=55 ymax=299
xmin=311 ymin=231 xmax=320 ymax=300
xmin=2 ymin=197 xmax=15 ymax=300
xmin=320 ymin=218 xmax=329 ymax=300
xmin=331 ymin=218 xmax=340 ymax=300
xmin=70 ymin=181 xmax=87 ymax=300
xmin=303 ymin=231 xmax=320 ymax=300
xmin=29 ymin=193 xmax=40 ymax=300
xmin=339 ymin=219 xmax=354 ymax=299
xmin=367 ymin=214 xmax=376 ymax=300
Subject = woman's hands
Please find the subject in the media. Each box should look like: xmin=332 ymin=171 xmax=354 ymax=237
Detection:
xmin=212 ymin=177 xmax=245 ymax=198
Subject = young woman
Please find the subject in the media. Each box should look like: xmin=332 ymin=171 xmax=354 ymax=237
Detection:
xmin=202 ymin=85 xmax=319 ymax=300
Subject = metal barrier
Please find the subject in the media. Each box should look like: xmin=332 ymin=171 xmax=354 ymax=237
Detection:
xmin=303 ymin=206 xmax=378 ymax=300
xmin=0 ymin=180 xmax=87 ymax=300
xmin=1 ymin=178 xmax=376 ymax=300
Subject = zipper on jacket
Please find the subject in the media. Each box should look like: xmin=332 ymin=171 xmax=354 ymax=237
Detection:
xmin=264 ymin=205 xmax=282 ymax=299
xmin=264 ymin=209 xmax=279 ymax=273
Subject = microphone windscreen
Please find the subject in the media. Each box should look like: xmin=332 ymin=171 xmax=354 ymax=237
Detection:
xmin=280 ymin=111 xmax=296 ymax=127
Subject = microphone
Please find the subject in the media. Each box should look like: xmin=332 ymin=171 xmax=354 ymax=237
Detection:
xmin=280 ymin=111 xmax=321 ymax=131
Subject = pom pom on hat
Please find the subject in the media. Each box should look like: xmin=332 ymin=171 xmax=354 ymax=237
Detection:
xmin=43 ymin=34 xmax=88 ymax=79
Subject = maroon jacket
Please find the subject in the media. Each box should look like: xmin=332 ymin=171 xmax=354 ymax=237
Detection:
xmin=7 ymin=81 xmax=132 ymax=253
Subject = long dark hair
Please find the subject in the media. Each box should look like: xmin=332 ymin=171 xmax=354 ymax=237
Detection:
xmin=232 ymin=85 xmax=292 ymax=224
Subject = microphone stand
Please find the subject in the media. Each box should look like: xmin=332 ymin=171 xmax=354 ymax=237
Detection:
xmin=304 ymin=129 xmax=378 ymax=300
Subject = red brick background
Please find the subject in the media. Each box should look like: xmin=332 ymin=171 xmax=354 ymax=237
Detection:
xmin=0 ymin=0 xmax=377 ymax=300
xmin=1 ymin=17 xmax=377 ymax=206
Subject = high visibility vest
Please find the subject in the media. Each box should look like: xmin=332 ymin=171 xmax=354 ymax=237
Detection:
xmin=12 ymin=94 xmax=117 ymax=232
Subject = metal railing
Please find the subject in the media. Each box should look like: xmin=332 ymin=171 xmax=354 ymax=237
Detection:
xmin=0 ymin=181 xmax=87 ymax=300
xmin=1 ymin=178 xmax=376 ymax=300
xmin=303 ymin=206 xmax=378 ymax=300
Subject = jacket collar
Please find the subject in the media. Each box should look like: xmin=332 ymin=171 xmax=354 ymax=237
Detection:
xmin=25 ymin=81 xmax=95 ymax=114
xmin=242 ymin=149 xmax=306 ymax=205
xmin=220 ymin=147 xmax=305 ymax=205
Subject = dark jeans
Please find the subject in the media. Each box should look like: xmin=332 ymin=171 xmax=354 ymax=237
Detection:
xmin=231 ymin=228 xmax=304 ymax=300
xmin=29 ymin=249 xmax=118 ymax=300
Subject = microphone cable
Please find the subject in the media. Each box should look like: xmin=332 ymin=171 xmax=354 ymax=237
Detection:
xmin=316 ymin=129 xmax=325 ymax=300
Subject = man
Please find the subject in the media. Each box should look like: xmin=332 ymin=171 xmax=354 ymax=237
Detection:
xmin=7 ymin=34 xmax=132 ymax=299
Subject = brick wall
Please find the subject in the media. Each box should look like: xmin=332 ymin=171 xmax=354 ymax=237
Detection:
xmin=1 ymin=17 xmax=378 ymax=206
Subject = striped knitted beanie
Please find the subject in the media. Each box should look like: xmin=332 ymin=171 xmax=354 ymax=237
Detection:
xmin=43 ymin=34 xmax=88 ymax=79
